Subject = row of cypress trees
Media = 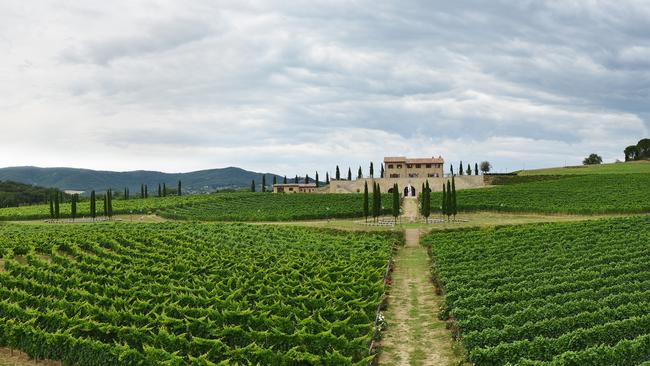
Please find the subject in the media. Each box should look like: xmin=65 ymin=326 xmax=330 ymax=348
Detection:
xmin=136 ymin=181 xmax=181 ymax=199
xmin=336 ymin=163 xmax=385 ymax=181
xmin=441 ymin=176 xmax=458 ymax=220
xmin=362 ymin=181 xmax=388 ymax=222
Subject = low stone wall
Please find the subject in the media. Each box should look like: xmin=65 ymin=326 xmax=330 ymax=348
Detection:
xmin=328 ymin=176 xmax=485 ymax=194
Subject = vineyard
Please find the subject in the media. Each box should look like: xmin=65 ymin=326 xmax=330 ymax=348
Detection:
xmin=423 ymin=217 xmax=650 ymax=365
xmin=0 ymin=192 xmax=392 ymax=222
xmin=430 ymin=174 xmax=650 ymax=214
xmin=0 ymin=222 xmax=402 ymax=365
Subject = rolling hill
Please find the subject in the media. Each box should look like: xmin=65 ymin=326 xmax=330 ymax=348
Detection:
xmin=0 ymin=166 xmax=286 ymax=194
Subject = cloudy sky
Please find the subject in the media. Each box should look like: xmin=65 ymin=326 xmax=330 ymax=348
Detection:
xmin=1 ymin=1 xmax=649 ymax=175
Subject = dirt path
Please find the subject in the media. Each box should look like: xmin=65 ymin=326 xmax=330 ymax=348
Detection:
xmin=402 ymin=197 xmax=419 ymax=223
xmin=378 ymin=228 xmax=466 ymax=366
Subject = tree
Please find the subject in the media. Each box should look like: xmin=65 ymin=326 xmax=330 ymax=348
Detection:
xmin=372 ymin=182 xmax=381 ymax=222
xmin=480 ymin=161 xmax=491 ymax=174
xmin=177 ymin=181 xmax=182 ymax=196
xmin=107 ymin=189 xmax=113 ymax=218
xmin=474 ymin=163 xmax=479 ymax=175
xmin=637 ymin=138 xmax=650 ymax=159
xmin=380 ymin=164 xmax=384 ymax=178
xmin=305 ymin=174 xmax=310 ymax=184
xmin=335 ymin=166 xmax=341 ymax=180
xmin=103 ymin=194 xmax=107 ymax=217
xmin=325 ymin=172 xmax=329 ymax=185
xmin=624 ymin=145 xmax=640 ymax=161
xmin=583 ymin=153 xmax=603 ymax=165
xmin=295 ymin=175 xmax=299 ymax=184
xmin=358 ymin=166 xmax=362 ymax=179
xmin=141 ymin=184 xmax=144 ymax=199
xmin=124 ymin=187 xmax=128 ymax=200
xmin=163 ymin=183 xmax=167 ymax=197
xmin=49 ymin=196 xmax=54 ymax=219
xmin=315 ymin=172 xmax=319 ymax=188
xmin=272 ymin=176 xmax=277 ymax=186
xmin=422 ymin=180 xmax=431 ymax=223
xmin=363 ymin=181 xmax=369 ymax=223
xmin=445 ymin=181 xmax=452 ymax=221
xmin=370 ymin=162 xmax=374 ymax=178
xmin=144 ymin=185 xmax=148 ymax=198
xmin=158 ymin=184 xmax=162 ymax=197
xmin=451 ymin=176 xmax=457 ymax=220
xmin=251 ymin=180 xmax=256 ymax=192
xmin=54 ymin=192 xmax=60 ymax=219
xmin=90 ymin=190 xmax=96 ymax=220
xmin=71 ymin=194 xmax=77 ymax=221
xmin=347 ymin=167 xmax=352 ymax=181
xmin=459 ymin=161 xmax=463 ymax=175
xmin=392 ymin=183 xmax=400 ymax=223
xmin=283 ymin=176 xmax=287 ymax=184
xmin=450 ymin=164 xmax=454 ymax=176
xmin=466 ymin=163 xmax=472 ymax=176
xmin=441 ymin=184 xmax=447 ymax=218
xmin=262 ymin=175 xmax=267 ymax=192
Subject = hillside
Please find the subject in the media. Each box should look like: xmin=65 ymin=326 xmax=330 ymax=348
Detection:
xmin=517 ymin=160 xmax=650 ymax=175
xmin=0 ymin=166 xmax=286 ymax=194
xmin=0 ymin=180 xmax=61 ymax=208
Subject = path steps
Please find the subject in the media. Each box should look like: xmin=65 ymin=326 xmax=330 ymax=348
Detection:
xmin=378 ymin=228 xmax=465 ymax=366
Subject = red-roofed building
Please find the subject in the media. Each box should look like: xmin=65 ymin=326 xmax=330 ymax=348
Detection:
xmin=384 ymin=156 xmax=444 ymax=179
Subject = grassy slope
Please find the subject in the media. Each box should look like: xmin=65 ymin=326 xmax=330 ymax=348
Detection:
xmin=517 ymin=160 xmax=650 ymax=175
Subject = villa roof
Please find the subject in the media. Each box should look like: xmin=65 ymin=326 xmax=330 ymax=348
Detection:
xmin=272 ymin=183 xmax=317 ymax=187
xmin=384 ymin=156 xmax=444 ymax=164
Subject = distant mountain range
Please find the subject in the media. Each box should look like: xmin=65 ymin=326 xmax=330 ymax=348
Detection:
xmin=0 ymin=166 xmax=287 ymax=194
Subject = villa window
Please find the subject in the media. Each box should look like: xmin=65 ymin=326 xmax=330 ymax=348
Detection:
xmin=416 ymin=164 xmax=421 ymax=168
xmin=388 ymin=164 xmax=394 ymax=169
xmin=426 ymin=164 xmax=431 ymax=168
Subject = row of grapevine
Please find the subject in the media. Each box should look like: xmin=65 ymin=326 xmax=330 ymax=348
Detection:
xmin=0 ymin=192 xmax=393 ymax=222
xmin=423 ymin=216 xmax=650 ymax=365
xmin=0 ymin=222 xmax=402 ymax=365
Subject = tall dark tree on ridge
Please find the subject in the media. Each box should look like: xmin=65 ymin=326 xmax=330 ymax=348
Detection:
xmin=380 ymin=163 xmax=384 ymax=178
xmin=177 ymin=181 xmax=182 ymax=196
xmin=358 ymin=166 xmax=362 ymax=179
xmin=445 ymin=181 xmax=452 ymax=221
xmin=140 ymin=184 xmax=144 ymax=199
xmin=295 ymin=175 xmax=299 ymax=184
xmin=335 ymin=166 xmax=341 ymax=180
xmin=158 ymin=184 xmax=162 ymax=197
xmin=107 ymin=189 xmax=113 ymax=218
xmin=466 ymin=163 xmax=472 ymax=175
xmin=451 ymin=176 xmax=457 ymax=220
xmin=363 ymin=181 xmax=369 ymax=223
xmin=283 ymin=175 xmax=287 ymax=184
xmin=251 ymin=180 xmax=256 ymax=192
xmin=325 ymin=172 xmax=329 ymax=185
xmin=422 ymin=180 xmax=431 ymax=223
xmin=474 ymin=163 xmax=479 ymax=176
xmin=102 ymin=194 xmax=107 ymax=217
xmin=370 ymin=162 xmax=374 ymax=178
xmin=305 ymin=174 xmax=310 ymax=184
xmin=163 ymin=183 xmax=167 ymax=197
xmin=450 ymin=164 xmax=454 ymax=176
xmin=347 ymin=167 xmax=352 ymax=181
xmin=144 ymin=185 xmax=148 ymax=198
xmin=71 ymin=194 xmax=77 ymax=221
xmin=441 ymin=184 xmax=447 ymax=218
xmin=315 ymin=172 xmax=319 ymax=188
xmin=262 ymin=175 xmax=266 ymax=192
xmin=459 ymin=161 xmax=464 ymax=175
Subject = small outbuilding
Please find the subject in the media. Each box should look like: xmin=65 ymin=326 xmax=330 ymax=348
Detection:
xmin=273 ymin=183 xmax=317 ymax=193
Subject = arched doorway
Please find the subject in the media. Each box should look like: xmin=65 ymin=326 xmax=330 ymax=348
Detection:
xmin=403 ymin=185 xmax=416 ymax=197
xmin=388 ymin=187 xmax=394 ymax=193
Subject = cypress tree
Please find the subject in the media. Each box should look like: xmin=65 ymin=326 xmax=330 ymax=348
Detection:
xmin=423 ymin=180 xmax=431 ymax=223
xmin=459 ymin=161 xmax=464 ymax=175
xmin=441 ymin=184 xmax=447 ymax=218
xmin=54 ymin=192 xmax=60 ymax=219
xmin=124 ymin=187 xmax=128 ymax=200
xmin=372 ymin=182 xmax=378 ymax=222
xmin=283 ymin=176 xmax=287 ymax=184
xmin=445 ymin=180 xmax=452 ymax=220
xmin=335 ymin=166 xmax=340 ymax=180
xmin=452 ymin=175 xmax=457 ymax=220
xmin=305 ymin=174 xmax=310 ymax=184
xmin=103 ymin=194 xmax=107 ymax=217
xmin=141 ymin=184 xmax=144 ymax=198
xmin=295 ymin=175 xmax=299 ymax=184
xmin=475 ymin=163 xmax=479 ymax=175
xmin=262 ymin=175 xmax=266 ymax=192
xmin=358 ymin=166 xmax=362 ymax=179
xmin=71 ymin=194 xmax=77 ymax=221
xmin=90 ymin=190 xmax=96 ymax=220
xmin=363 ymin=181 xmax=369 ymax=223
xmin=370 ymin=162 xmax=374 ymax=178
xmin=380 ymin=163 xmax=384 ymax=178
xmin=347 ymin=167 xmax=352 ymax=181
xmin=49 ymin=195 xmax=54 ymax=219
xmin=315 ymin=172 xmax=319 ymax=188
xmin=392 ymin=183 xmax=400 ymax=223
xmin=144 ymin=185 xmax=148 ymax=198
xmin=163 ymin=183 xmax=167 ymax=197
xmin=450 ymin=165 xmax=454 ymax=176
xmin=251 ymin=180 xmax=256 ymax=192
xmin=272 ymin=176 xmax=277 ymax=186
xmin=158 ymin=184 xmax=162 ymax=197
xmin=466 ymin=163 xmax=472 ymax=176
xmin=325 ymin=172 xmax=329 ymax=185
xmin=107 ymin=189 xmax=113 ymax=218
xmin=178 ymin=181 xmax=182 ymax=196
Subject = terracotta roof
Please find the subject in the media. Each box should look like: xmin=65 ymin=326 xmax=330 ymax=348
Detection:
xmin=273 ymin=183 xmax=317 ymax=187
xmin=384 ymin=156 xmax=444 ymax=164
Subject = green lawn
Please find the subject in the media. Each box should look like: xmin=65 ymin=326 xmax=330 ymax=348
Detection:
xmin=517 ymin=160 xmax=650 ymax=175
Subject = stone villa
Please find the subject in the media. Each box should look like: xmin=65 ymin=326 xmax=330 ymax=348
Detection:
xmin=272 ymin=183 xmax=317 ymax=193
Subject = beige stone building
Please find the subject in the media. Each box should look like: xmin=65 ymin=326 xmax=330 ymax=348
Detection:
xmin=272 ymin=183 xmax=317 ymax=193
xmin=384 ymin=156 xmax=444 ymax=179
xmin=329 ymin=155 xmax=485 ymax=195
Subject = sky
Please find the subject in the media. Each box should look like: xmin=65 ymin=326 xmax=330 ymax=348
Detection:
xmin=1 ymin=1 xmax=649 ymax=176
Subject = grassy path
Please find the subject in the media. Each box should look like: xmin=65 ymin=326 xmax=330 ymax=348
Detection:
xmin=378 ymin=228 xmax=466 ymax=366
